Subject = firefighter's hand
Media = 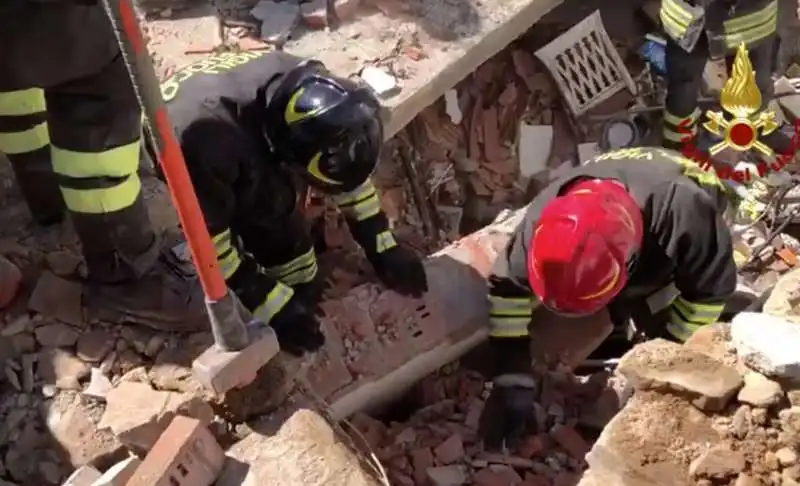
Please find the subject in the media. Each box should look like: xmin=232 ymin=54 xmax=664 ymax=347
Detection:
xmin=270 ymin=298 xmax=326 ymax=356
xmin=369 ymin=245 xmax=428 ymax=297
xmin=478 ymin=374 xmax=538 ymax=452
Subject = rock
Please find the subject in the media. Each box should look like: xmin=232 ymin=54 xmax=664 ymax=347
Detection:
xmin=34 ymin=322 xmax=79 ymax=348
xmin=763 ymin=267 xmax=800 ymax=319
xmin=62 ymin=465 xmax=102 ymax=486
xmin=0 ymin=254 xmax=22 ymax=309
xmin=689 ymin=445 xmax=746 ymax=479
xmin=38 ymin=461 xmax=62 ymax=484
xmin=217 ymin=409 xmax=384 ymax=486
xmin=617 ymin=339 xmax=743 ymax=412
xmin=98 ymin=381 xmax=214 ymax=454
xmin=92 ymin=455 xmax=141 ymax=486
xmin=732 ymin=405 xmax=750 ymax=439
xmin=349 ymin=413 xmax=386 ymax=450
xmin=738 ymin=372 xmax=784 ymax=407
xmin=38 ymin=348 xmax=91 ymax=390
xmin=735 ymin=473 xmax=764 ymax=486
xmin=83 ymin=368 xmax=113 ymax=399
xmin=46 ymin=393 xmax=125 ymax=467
xmin=28 ymin=271 xmax=84 ymax=326
xmin=776 ymin=447 xmax=798 ymax=466
xmin=1 ymin=315 xmax=33 ymax=337
xmin=790 ymin=390 xmax=800 ymax=407
xmin=76 ymin=330 xmax=115 ymax=363
xmin=731 ymin=313 xmax=800 ymax=380
xmin=434 ymin=434 xmax=464 ymax=465
xmin=551 ymin=425 xmax=590 ymax=461
xmin=473 ymin=466 xmax=523 ymax=485
xmin=410 ymin=447 xmax=434 ymax=484
xmin=426 ymin=465 xmax=468 ymax=486
xmin=11 ymin=332 xmax=35 ymax=354
xmin=684 ymin=323 xmax=733 ymax=362
xmin=45 ymin=250 xmax=81 ymax=276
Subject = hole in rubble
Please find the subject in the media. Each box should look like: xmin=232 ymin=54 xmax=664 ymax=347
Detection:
xmin=412 ymin=330 xmax=423 ymax=338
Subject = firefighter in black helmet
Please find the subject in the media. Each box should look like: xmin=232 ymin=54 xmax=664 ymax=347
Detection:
xmin=659 ymin=0 xmax=791 ymax=155
xmin=151 ymin=51 xmax=428 ymax=355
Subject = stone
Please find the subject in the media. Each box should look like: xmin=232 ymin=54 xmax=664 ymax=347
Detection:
xmin=38 ymin=348 xmax=91 ymax=390
xmin=738 ymin=372 xmax=784 ymax=408
xmin=98 ymin=381 xmax=214 ymax=454
xmin=28 ymin=271 xmax=84 ymax=326
xmin=684 ymin=323 xmax=733 ymax=362
xmin=763 ymin=267 xmax=800 ymax=319
xmin=62 ymin=465 xmax=102 ymax=486
xmin=776 ymin=447 xmax=798 ymax=466
xmin=45 ymin=393 xmax=125 ymax=467
xmin=34 ymin=322 xmax=79 ymax=348
xmin=410 ymin=447 xmax=434 ymax=484
xmin=617 ymin=339 xmax=743 ymax=412
xmin=689 ymin=445 xmax=746 ymax=479
xmin=76 ymin=330 xmax=115 ymax=363
xmin=426 ymin=465 xmax=468 ymax=486
xmin=551 ymin=425 xmax=590 ymax=461
xmin=46 ymin=250 xmax=81 ymax=276
xmin=473 ymin=466 xmax=523 ymax=485
xmin=92 ymin=455 xmax=141 ymax=486
xmin=0 ymin=254 xmax=21 ymax=308
xmin=83 ymin=368 xmax=113 ymax=400
xmin=217 ymin=409 xmax=384 ymax=486
xmin=350 ymin=413 xmax=386 ymax=450
xmin=434 ymin=434 xmax=464 ymax=465
xmin=731 ymin=313 xmax=800 ymax=380
xmin=735 ymin=473 xmax=764 ymax=486
xmin=1 ymin=315 xmax=33 ymax=337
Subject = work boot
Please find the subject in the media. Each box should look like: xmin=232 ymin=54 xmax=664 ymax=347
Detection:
xmin=71 ymin=197 xmax=209 ymax=333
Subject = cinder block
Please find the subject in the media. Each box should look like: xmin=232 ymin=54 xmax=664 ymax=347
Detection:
xmin=63 ymin=465 xmax=102 ymax=486
xmin=124 ymin=416 xmax=225 ymax=486
xmin=92 ymin=456 xmax=141 ymax=486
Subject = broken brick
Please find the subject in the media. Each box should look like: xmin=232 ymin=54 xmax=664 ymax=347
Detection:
xmin=551 ymin=425 xmax=590 ymax=461
xmin=473 ymin=466 xmax=523 ymax=486
xmin=350 ymin=413 xmax=387 ymax=450
xmin=521 ymin=473 xmax=551 ymax=486
xmin=518 ymin=434 xmax=549 ymax=459
xmin=0 ymin=254 xmax=21 ymax=309
xmin=410 ymin=447 xmax=434 ymax=484
xmin=433 ymin=434 xmax=463 ymax=465
xmin=125 ymin=416 xmax=224 ymax=486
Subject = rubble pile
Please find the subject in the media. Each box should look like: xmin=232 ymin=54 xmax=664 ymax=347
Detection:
xmin=579 ymin=271 xmax=800 ymax=486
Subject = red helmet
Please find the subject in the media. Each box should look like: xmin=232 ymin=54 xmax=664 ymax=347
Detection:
xmin=528 ymin=178 xmax=643 ymax=315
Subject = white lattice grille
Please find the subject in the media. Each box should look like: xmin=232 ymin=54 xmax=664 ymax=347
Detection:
xmin=535 ymin=10 xmax=636 ymax=117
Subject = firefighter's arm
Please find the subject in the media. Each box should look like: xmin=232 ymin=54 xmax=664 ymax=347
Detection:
xmin=334 ymin=179 xmax=428 ymax=296
xmin=658 ymin=181 xmax=737 ymax=341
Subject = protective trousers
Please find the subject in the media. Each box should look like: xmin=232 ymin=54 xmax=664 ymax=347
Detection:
xmin=0 ymin=3 xmax=158 ymax=282
xmin=663 ymin=34 xmax=791 ymax=155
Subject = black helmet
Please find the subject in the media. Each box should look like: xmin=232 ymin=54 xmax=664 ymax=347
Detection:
xmin=264 ymin=60 xmax=384 ymax=194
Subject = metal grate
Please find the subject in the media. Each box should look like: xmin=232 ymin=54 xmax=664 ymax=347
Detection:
xmin=535 ymin=10 xmax=636 ymax=117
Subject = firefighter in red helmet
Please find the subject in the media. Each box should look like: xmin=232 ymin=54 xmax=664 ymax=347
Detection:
xmin=478 ymin=146 xmax=737 ymax=451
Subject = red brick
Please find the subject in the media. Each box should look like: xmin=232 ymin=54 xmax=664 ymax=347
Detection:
xmin=349 ymin=413 xmax=386 ymax=450
xmin=473 ymin=466 xmax=523 ymax=485
xmin=125 ymin=416 xmax=224 ymax=486
xmin=433 ymin=434 xmax=463 ymax=465
xmin=517 ymin=434 xmax=548 ymax=459
xmin=409 ymin=447 xmax=434 ymax=484
xmin=551 ymin=425 xmax=590 ymax=461
xmin=521 ymin=473 xmax=551 ymax=486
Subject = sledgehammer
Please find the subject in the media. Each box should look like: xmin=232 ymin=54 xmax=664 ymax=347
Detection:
xmin=101 ymin=0 xmax=280 ymax=394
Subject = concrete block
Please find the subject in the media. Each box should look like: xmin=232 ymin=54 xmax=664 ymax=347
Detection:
xmin=125 ymin=416 xmax=225 ymax=486
xmin=90 ymin=456 xmax=140 ymax=486
xmin=62 ymin=465 xmax=102 ymax=486
xmin=731 ymin=312 xmax=800 ymax=381
xmin=192 ymin=326 xmax=280 ymax=395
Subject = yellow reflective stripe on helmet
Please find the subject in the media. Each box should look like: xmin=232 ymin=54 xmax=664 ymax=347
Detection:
xmin=0 ymin=88 xmax=46 ymax=116
xmin=663 ymin=107 xmax=701 ymax=127
xmin=253 ymin=281 xmax=294 ymax=324
xmin=263 ymin=248 xmax=319 ymax=286
xmin=59 ymin=173 xmax=141 ymax=214
xmin=285 ymin=88 xmax=323 ymax=125
xmin=334 ymin=180 xmax=382 ymax=221
xmin=212 ymin=229 xmax=242 ymax=280
xmin=51 ymin=142 xmax=140 ymax=179
xmin=0 ymin=122 xmax=49 ymax=155
xmin=375 ymin=230 xmax=397 ymax=254
xmin=488 ymin=295 xmax=535 ymax=338
xmin=307 ymin=152 xmax=342 ymax=186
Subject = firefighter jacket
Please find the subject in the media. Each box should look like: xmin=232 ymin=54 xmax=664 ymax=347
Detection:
xmin=660 ymin=0 xmax=777 ymax=58
xmin=488 ymin=147 xmax=737 ymax=346
xmin=156 ymin=50 xmax=396 ymax=324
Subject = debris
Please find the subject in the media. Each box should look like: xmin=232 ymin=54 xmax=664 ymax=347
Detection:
xmin=731 ymin=313 xmax=800 ymax=381
xmin=92 ymin=455 xmax=141 ymax=486
xmin=551 ymin=425 xmax=590 ymax=461
xmin=35 ymin=322 xmax=80 ymax=348
xmin=46 ymin=393 xmax=125 ymax=467
xmin=689 ymin=445 xmax=746 ymax=479
xmin=28 ymin=271 xmax=84 ymax=326
xmin=38 ymin=348 xmax=91 ymax=390
xmin=426 ymin=465 xmax=468 ymax=486
xmin=737 ymin=371 xmax=784 ymax=408
xmin=62 ymin=465 xmax=102 ymax=486
xmin=83 ymin=368 xmax=113 ymax=400
xmin=0 ymin=254 xmax=21 ymax=308
xmin=617 ymin=338 xmax=743 ymax=412
xmin=76 ymin=329 xmax=115 ymax=363
xmin=250 ymin=0 xmax=301 ymax=45
xmin=444 ymin=89 xmax=463 ymax=124
xmin=518 ymin=123 xmax=553 ymax=177
xmin=434 ymin=434 xmax=464 ymax=464
xmin=360 ymin=66 xmax=400 ymax=98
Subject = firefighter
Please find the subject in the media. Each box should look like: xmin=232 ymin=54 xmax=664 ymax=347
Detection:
xmin=478 ymin=146 xmax=737 ymax=451
xmin=659 ymin=0 xmax=791 ymax=155
xmin=150 ymin=50 xmax=428 ymax=356
xmin=0 ymin=1 xmax=207 ymax=331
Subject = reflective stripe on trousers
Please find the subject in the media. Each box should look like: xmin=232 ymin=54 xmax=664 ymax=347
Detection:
xmin=666 ymin=296 xmax=724 ymax=341
xmin=662 ymin=107 xmax=700 ymax=148
xmin=333 ymin=179 xmax=382 ymax=222
xmin=212 ymin=229 xmax=243 ymax=280
xmin=262 ymin=247 xmax=319 ymax=286
xmin=488 ymin=294 xmax=535 ymax=338
xmin=253 ymin=281 xmax=294 ymax=324
xmin=375 ymin=230 xmax=397 ymax=254
xmin=0 ymin=88 xmax=48 ymax=154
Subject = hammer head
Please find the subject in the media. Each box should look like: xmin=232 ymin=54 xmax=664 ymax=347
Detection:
xmin=192 ymin=324 xmax=280 ymax=395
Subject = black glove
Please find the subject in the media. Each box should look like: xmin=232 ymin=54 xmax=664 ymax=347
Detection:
xmin=478 ymin=374 xmax=538 ymax=452
xmin=369 ymin=245 xmax=428 ymax=297
xmin=270 ymin=297 xmax=325 ymax=356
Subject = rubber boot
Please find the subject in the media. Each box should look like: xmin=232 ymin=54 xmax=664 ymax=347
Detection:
xmin=72 ymin=196 xmax=209 ymax=332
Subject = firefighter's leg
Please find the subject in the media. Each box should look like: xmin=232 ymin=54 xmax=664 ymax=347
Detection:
xmin=46 ymin=53 xmax=207 ymax=331
xmin=663 ymin=39 xmax=706 ymax=150
xmin=0 ymin=88 xmax=66 ymax=225
xmin=750 ymin=36 xmax=794 ymax=156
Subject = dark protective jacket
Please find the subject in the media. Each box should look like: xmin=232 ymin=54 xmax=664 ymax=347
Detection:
xmin=156 ymin=50 xmax=396 ymax=323
xmin=659 ymin=0 xmax=777 ymax=58
xmin=488 ymin=147 xmax=737 ymax=348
